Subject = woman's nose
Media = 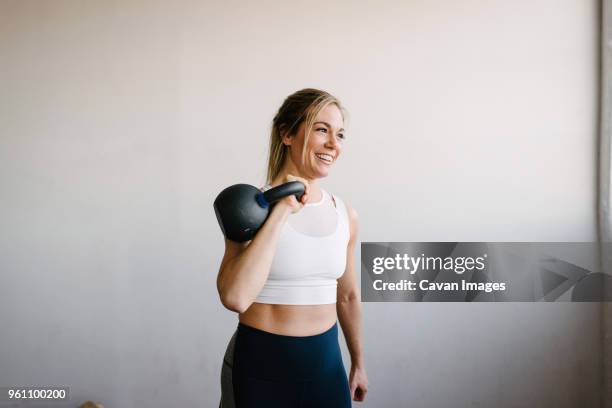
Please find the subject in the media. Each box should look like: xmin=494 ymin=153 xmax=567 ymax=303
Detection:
xmin=326 ymin=132 xmax=342 ymax=148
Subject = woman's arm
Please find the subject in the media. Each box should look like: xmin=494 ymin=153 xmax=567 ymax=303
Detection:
xmin=336 ymin=202 xmax=369 ymax=402
xmin=217 ymin=176 xmax=311 ymax=313
xmin=217 ymin=202 xmax=291 ymax=313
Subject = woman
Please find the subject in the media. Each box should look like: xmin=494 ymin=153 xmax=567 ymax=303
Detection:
xmin=217 ymin=88 xmax=368 ymax=407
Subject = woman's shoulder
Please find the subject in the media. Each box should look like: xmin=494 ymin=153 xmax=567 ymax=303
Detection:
xmin=327 ymin=190 xmax=357 ymax=220
xmin=322 ymin=188 xmax=340 ymax=204
xmin=325 ymin=190 xmax=354 ymax=217
xmin=325 ymin=190 xmax=358 ymax=243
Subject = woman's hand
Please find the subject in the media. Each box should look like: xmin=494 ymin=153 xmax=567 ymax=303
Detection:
xmin=276 ymin=174 xmax=310 ymax=214
xmin=349 ymin=365 xmax=369 ymax=402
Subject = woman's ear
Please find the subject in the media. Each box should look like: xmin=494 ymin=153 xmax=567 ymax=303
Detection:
xmin=281 ymin=129 xmax=293 ymax=146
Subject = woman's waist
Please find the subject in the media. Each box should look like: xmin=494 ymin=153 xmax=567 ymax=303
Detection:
xmin=232 ymin=315 xmax=341 ymax=381
xmin=239 ymin=302 xmax=337 ymax=337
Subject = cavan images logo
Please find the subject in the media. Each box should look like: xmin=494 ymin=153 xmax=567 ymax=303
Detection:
xmin=361 ymin=242 xmax=612 ymax=302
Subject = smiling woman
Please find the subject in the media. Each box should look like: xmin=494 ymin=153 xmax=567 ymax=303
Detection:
xmin=268 ymin=92 xmax=348 ymax=183
xmin=216 ymin=88 xmax=368 ymax=407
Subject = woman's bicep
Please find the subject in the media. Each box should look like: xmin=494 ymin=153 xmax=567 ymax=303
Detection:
xmin=217 ymin=239 xmax=250 ymax=285
xmin=220 ymin=238 xmax=248 ymax=267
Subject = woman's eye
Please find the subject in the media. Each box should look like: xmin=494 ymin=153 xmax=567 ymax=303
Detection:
xmin=317 ymin=127 xmax=344 ymax=140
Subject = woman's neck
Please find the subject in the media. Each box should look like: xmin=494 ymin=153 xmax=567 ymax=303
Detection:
xmin=270 ymin=160 xmax=317 ymax=187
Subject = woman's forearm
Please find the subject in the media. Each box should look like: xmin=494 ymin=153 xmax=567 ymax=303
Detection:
xmin=336 ymin=296 xmax=365 ymax=366
xmin=218 ymin=203 xmax=291 ymax=312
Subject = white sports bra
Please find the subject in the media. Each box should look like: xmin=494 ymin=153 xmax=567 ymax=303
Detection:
xmin=254 ymin=185 xmax=351 ymax=305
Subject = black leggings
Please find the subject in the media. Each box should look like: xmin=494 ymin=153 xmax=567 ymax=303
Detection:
xmin=220 ymin=321 xmax=352 ymax=408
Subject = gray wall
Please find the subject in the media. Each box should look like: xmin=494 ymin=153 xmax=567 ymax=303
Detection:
xmin=0 ymin=1 xmax=601 ymax=407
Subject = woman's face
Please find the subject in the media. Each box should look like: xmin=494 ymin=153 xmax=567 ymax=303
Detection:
xmin=284 ymin=103 xmax=345 ymax=180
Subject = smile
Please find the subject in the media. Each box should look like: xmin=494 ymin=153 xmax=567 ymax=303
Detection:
xmin=315 ymin=153 xmax=334 ymax=164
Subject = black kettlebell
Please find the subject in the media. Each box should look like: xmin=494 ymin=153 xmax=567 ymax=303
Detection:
xmin=214 ymin=181 xmax=305 ymax=242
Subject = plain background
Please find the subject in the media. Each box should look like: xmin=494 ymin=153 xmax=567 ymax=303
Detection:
xmin=0 ymin=0 xmax=602 ymax=407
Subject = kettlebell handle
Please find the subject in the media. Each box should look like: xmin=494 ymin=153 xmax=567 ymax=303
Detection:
xmin=256 ymin=181 xmax=305 ymax=209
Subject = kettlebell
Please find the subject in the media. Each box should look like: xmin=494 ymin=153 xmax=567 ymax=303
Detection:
xmin=214 ymin=181 xmax=305 ymax=242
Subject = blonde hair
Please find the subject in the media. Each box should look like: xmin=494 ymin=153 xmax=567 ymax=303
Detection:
xmin=266 ymin=88 xmax=346 ymax=184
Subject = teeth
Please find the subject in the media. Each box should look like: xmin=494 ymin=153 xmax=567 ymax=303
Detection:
xmin=315 ymin=153 xmax=333 ymax=163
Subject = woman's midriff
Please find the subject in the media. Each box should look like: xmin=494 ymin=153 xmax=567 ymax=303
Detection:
xmin=238 ymin=302 xmax=338 ymax=336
